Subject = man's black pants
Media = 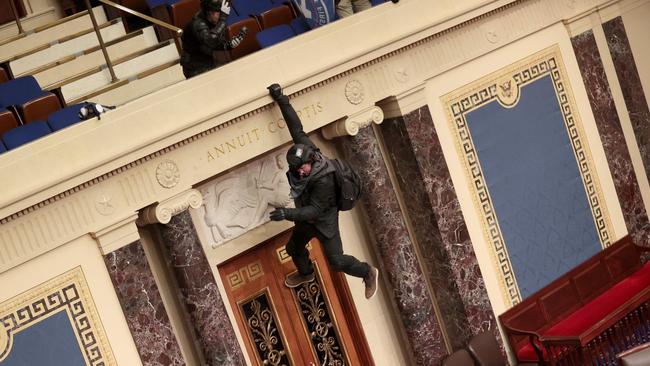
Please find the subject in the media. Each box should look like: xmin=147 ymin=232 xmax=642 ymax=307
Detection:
xmin=286 ymin=222 xmax=370 ymax=278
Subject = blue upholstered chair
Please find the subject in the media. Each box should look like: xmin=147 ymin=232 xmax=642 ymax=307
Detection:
xmin=255 ymin=24 xmax=295 ymax=48
xmin=234 ymin=0 xmax=274 ymax=17
xmin=0 ymin=76 xmax=61 ymax=124
xmin=289 ymin=16 xmax=310 ymax=35
xmin=2 ymin=121 xmax=52 ymax=150
xmin=370 ymin=0 xmax=385 ymax=6
xmin=0 ymin=141 xmax=6 ymax=154
xmin=47 ymin=104 xmax=84 ymax=131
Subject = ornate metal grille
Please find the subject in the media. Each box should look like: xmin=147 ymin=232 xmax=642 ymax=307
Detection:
xmin=295 ymin=279 xmax=346 ymax=366
xmin=242 ymin=293 xmax=291 ymax=366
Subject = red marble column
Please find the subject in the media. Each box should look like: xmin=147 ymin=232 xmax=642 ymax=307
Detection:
xmin=157 ymin=211 xmax=245 ymax=366
xmin=381 ymin=108 xmax=498 ymax=345
xmin=571 ymin=29 xmax=650 ymax=246
xmin=104 ymin=240 xmax=185 ymax=366
xmin=341 ymin=126 xmax=449 ymax=365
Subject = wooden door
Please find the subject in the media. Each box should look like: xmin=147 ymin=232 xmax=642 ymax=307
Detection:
xmin=218 ymin=230 xmax=374 ymax=366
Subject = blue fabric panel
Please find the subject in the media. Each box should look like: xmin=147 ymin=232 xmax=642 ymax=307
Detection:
xmin=290 ymin=0 xmax=336 ymax=28
xmin=2 ymin=310 xmax=85 ymax=366
xmin=235 ymin=0 xmax=274 ymax=15
xmin=0 ymin=141 xmax=6 ymax=153
xmin=2 ymin=121 xmax=51 ymax=150
xmin=0 ymin=76 xmax=45 ymax=107
xmin=465 ymin=75 xmax=601 ymax=298
xmin=256 ymin=24 xmax=295 ymax=48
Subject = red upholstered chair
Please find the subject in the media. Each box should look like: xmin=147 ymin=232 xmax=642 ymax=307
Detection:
xmin=257 ymin=5 xmax=293 ymax=29
xmin=226 ymin=17 xmax=261 ymax=60
xmin=442 ymin=349 xmax=476 ymax=366
xmin=19 ymin=93 xmax=61 ymax=124
xmin=0 ymin=67 xmax=8 ymax=83
xmin=170 ymin=0 xmax=200 ymax=28
xmin=0 ymin=109 xmax=19 ymax=139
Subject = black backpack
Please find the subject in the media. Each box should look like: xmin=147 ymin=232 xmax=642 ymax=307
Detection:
xmin=330 ymin=158 xmax=363 ymax=211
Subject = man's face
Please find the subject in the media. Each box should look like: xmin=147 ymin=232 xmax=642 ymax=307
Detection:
xmin=297 ymin=162 xmax=312 ymax=179
xmin=207 ymin=10 xmax=220 ymax=24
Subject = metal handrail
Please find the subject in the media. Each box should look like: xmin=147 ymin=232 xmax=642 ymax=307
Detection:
xmin=82 ymin=0 xmax=183 ymax=86
xmin=8 ymin=0 xmax=24 ymax=34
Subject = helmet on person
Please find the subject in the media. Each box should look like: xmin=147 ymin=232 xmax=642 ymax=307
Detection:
xmin=201 ymin=0 xmax=222 ymax=12
xmin=286 ymin=144 xmax=316 ymax=171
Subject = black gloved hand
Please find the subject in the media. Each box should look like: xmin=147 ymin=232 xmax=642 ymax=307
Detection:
xmin=267 ymin=83 xmax=284 ymax=101
xmin=269 ymin=208 xmax=286 ymax=221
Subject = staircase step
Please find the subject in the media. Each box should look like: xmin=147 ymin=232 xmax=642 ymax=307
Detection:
xmin=35 ymin=27 xmax=158 ymax=89
xmin=0 ymin=8 xmax=58 ymax=43
xmin=0 ymin=7 xmax=107 ymax=64
xmin=11 ymin=19 xmax=127 ymax=77
xmin=61 ymin=41 xmax=179 ymax=103
xmin=81 ymin=61 xmax=183 ymax=106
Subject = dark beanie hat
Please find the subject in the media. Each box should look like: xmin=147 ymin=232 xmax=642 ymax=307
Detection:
xmin=201 ymin=0 xmax=222 ymax=12
xmin=286 ymin=144 xmax=314 ymax=170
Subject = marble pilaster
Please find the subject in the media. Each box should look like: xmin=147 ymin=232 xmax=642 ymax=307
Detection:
xmin=341 ymin=127 xmax=448 ymax=365
xmin=571 ymin=30 xmax=650 ymax=245
xmin=157 ymin=211 xmax=245 ymax=366
xmin=380 ymin=109 xmax=498 ymax=348
xmin=104 ymin=240 xmax=185 ymax=366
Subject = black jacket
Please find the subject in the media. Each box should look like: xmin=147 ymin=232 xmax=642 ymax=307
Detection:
xmin=180 ymin=11 xmax=229 ymax=77
xmin=278 ymin=97 xmax=339 ymax=238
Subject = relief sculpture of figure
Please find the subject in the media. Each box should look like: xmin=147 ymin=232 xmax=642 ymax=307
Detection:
xmin=266 ymin=83 xmax=379 ymax=299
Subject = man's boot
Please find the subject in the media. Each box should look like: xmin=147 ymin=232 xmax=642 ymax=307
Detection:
xmin=285 ymin=271 xmax=315 ymax=288
xmin=363 ymin=266 xmax=379 ymax=299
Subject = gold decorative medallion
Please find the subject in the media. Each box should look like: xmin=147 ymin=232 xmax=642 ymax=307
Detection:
xmin=496 ymin=76 xmax=519 ymax=107
xmin=156 ymin=160 xmax=180 ymax=188
xmin=344 ymin=80 xmax=364 ymax=105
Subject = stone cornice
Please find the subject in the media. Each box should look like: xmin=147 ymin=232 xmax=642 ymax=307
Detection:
xmin=0 ymin=0 xmax=622 ymax=274
xmin=91 ymin=213 xmax=140 ymax=255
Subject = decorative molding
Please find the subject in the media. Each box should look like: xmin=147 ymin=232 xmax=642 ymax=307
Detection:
xmin=137 ymin=189 xmax=202 ymax=225
xmin=442 ymin=45 xmax=613 ymax=305
xmin=322 ymin=106 xmax=384 ymax=140
xmin=0 ymin=267 xmax=115 ymax=365
xmin=195 ymin=151 xmax=293 ymax=248
xmin=378 ymin=83 xmax=427 ymax=119
xmin=155 ymin=160 xmax=181 ymax=189
xmin=226 ymin=260 xmax=264 ymax=290
xmin=91 ymin=213 xmax=140 ymax=255
xmin=344 ymin=79 xmax=365 ymax=105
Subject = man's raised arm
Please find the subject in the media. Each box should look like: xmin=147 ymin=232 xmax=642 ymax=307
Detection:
xmin=268 ymin=84 xmax=316 ymax=148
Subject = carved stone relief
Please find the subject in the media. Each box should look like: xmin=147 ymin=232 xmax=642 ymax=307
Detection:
xmin=196 ymin=150 xmax=293 ymax=248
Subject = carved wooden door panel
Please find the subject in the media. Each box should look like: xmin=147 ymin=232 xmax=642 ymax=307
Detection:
xmin=218 ymin=230 xmax=373 ymax=366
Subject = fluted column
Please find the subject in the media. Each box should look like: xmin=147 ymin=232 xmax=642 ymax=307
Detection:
xmin=339 ymin=125 xmax=448 ymax=365
xmin=155 ymin=209 xmax=245 ymax=366
xmin=570 ymin=28 xmax=650 ymax=246
xmin=92 ymin=214 xmax=185 ymax=366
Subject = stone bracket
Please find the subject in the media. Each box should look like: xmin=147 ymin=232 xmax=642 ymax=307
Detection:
xmin=137 ymin=189 xmax=203 ymax=226
xmin=321 ymin=106 xmax=385 ymax=140
xmin=378 ymin=83 xmax=427 ymax=119
xmin=91 ymin=213 xmax=140 ymax=255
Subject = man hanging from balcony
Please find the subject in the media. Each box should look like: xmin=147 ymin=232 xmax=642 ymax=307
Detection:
xmin=266 ymin=83 xmax=379 ymax=300
xmin=180 ymin=0 xmax=248 ymax=78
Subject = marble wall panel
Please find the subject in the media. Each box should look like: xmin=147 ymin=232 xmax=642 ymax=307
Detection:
xmin=157 ymin=211 xmax=245 ymax=366
xmin=391 ymin=106 xmax=498 ymax=339
xmin=104 ymin=240 xmax=185 ymax=366
xmin=571 ymin=30 xmax=650 ymax=245
xmin=341 ymin=126 xmax=448 ymax=365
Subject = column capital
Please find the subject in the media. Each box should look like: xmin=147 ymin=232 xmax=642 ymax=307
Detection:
xmin=91 ymin=213 xmax=140 ymax=255
xmin=378 ymin=83 xmax=427 ymax=119
xmin=137 ymin=189 xmax=203 ymax=226
xmin=321 ymin=106 xmax=384 ymax=140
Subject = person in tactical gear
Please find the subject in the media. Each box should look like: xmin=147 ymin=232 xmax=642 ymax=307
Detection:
xmin=267 ymin=83 xmax=379 ymax=300
xmin=180 ymin=0 xmax=248 ymax=78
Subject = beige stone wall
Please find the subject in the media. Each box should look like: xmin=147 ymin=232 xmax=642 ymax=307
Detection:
xmin=0 ymin=0 xmax=649 ymax=364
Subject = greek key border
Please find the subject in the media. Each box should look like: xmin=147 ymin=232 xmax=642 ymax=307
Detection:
xmin=0 ymin=267 xmax=115 ymax=365
xmin=442 ymin=45 xmax=612 ymax=306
